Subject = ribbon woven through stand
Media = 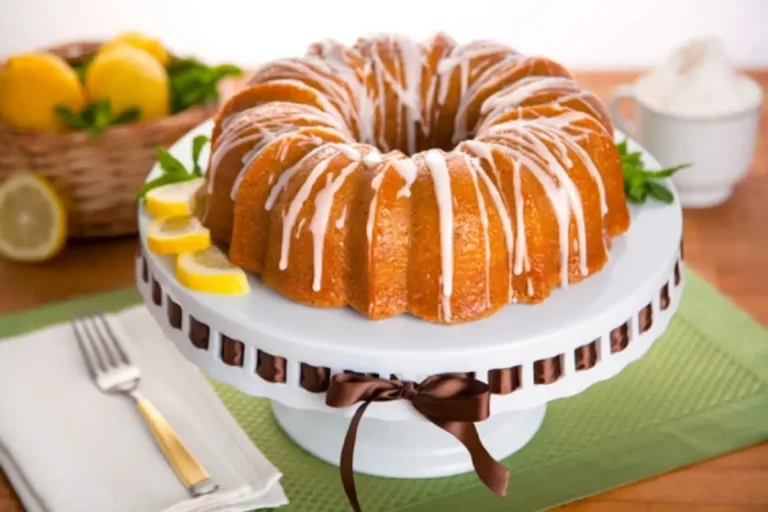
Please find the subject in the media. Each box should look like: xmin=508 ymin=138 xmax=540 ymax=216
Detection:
xmin=325 ymin=372 xmax=510 ymax=511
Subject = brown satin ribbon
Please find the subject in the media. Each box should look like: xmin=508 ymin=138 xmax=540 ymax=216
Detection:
xmin=325 ymin=373 xmax=510 ymax=512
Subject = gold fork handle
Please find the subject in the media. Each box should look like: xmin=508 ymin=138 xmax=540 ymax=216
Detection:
xmin=136 ymin=398 xmax=214 ymax=492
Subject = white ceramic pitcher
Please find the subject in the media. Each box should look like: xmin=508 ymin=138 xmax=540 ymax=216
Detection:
xmin=609 ymin=78 xmax=763 ymax=208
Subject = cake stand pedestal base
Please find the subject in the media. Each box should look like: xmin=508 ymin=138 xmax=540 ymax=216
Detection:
xmin=272 ymin=401 xmax=547 ymax=479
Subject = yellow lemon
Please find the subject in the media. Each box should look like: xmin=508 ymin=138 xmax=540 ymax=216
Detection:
xmin=101 ymin=32 xmax=170 ymax=66
xmin=0 ymin=52 xmax=85 ymax=133
xmin=146 ymin=215 xmax=210 ymax=254
xmin=0 ymin=173 xmax=67 ymax=262
xmin=86 ymin=44 xmax=169 ymax=122
xmin=145 ymin=178 xmax=204 ymax=218
xmin=176 ymin=246 xmax=249 ymax=295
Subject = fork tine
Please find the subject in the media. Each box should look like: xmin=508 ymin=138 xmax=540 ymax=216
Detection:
xmin=81 ymin=314 xmax=112 ymax=372
xmin=84 ymin=313 xmax=120 ymax=369
xmin=73 ymin=316 xmax=109 ymax=374
xmin=95 ymin=312 xmax=130 ymax=365
xmin=71 ymin=318 xmax=98 ymax=379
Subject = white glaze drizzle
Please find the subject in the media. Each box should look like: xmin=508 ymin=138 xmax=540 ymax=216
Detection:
xmin=436 ymin=43 xmax=514 ymax=74
xmin=451 ymin=51 xmax=525 ymax=143
xmin=390 ymin=158 xmax=418 ymax=198
xmin=460 ymin=140 xmax=516 ymax=298
xmin=363 ymin=150 xmax=383 ymax=165
xmin=435 ymin=44 xmax=510 ymax=107
xmin=463 ymin=154 xmax=492 ymax=307
xmin=423 ymin=149 xmax=454 ymax=322
xmin=279 ymin=154 xmax=335 ymax=270
xmin=265 ymin=78 xmax=350 ymax=130
xmin=310 ymin=160 xmax=359 ymax=291
xmin=481 ymin=76 xmax=580 ymax=115
xmin=363 ymin=150 xmax=386 ymax=244
xmin=209 ymin=104 xmax=343 ymax=193
xmin=231 ymin=129 xmax=294 ymax=199
xmin=397 ymin=36 xmax=425 ymax=155
xmin=265 ymin=145 xmax=332 ymax=211
xmin=366 ymin=166 xmax=386 ymax=242
xmin=308 ymin=41 xmax=379 ymax=145
xmin=335 ymin=205 xmax=347 ymax=229
xmin=209 ymin=34 xmax=617 ymax=317
xmin=481 ymin=128 xmax=581 ymax=285
xmin=487 ymin=110 xmax=608 ymax=215
xmin=253 ymin=57 xmax=359 ymax=134
xmin=369 ymin=42 xmax=390 ymax=152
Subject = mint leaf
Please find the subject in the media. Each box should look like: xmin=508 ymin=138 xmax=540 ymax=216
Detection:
xmin=71 ymin=62 xmax=89 ymax=83
xmin=56 ymin=98 xmax=141 ymax=136
xmin=80 ymin=103 xmax=99 ymax=125
xmin=87 ymin=101 xmax=112 ymax=137
xmin=69 ymin=55 xmax=92 ymax=84
xmin=167 ymin=57 xmax=207 ymax=73
xmin=616 ymin=138 xmax=628 ymax=156
xmin=112 ymin=107 xmax=141 ymax=125
xmin=646 ymin=181 xmax=674 ymax=203
xmin=156 ymin=147 xmax=189 ymax=175
xmin=137 ymin=173 xmax=196 ymax=200
xmin=168 ymin=58 xmax=242 ymax=113
xmin=55 ymin=106 xmax=89 ymax=130
xmin=628 ymin=184 xmax=647 ymax=203
xmin=140 ymin=134 xmax=211 ymax=199
xmin=210 ymin=64 xmax=242 ymax=81
xmin=621 ymin=151 xmax=643 ymax=167
xmin=642 ymin=163 xmax=691 ymax=179
xmin=617 ymin=141 xmax=688 ymax=206
xmin=191 ymin=135 xmax=210 ymax=177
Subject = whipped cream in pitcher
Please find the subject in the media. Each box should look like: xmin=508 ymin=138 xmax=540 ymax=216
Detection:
xmin=609 ymin=37 xmax=764 ymax=208
xmin=634 ymin=38 xmax=762 ymax=118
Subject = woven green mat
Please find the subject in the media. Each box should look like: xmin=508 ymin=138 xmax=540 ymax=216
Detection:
xmin=2 ymin=269 xmax=767 ymax=512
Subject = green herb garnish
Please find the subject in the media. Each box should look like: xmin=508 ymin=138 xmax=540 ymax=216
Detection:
xmin=70 ymin=57 xmax=92 ymax=84
xmin=60 ymin=53 xmax=240 ymax=135
xmin=616 ymin=138 xmax=690 ymax=204
xmin=167 ymin=57 xmax=242 ymax=114
xmin=137 ymin=134 xmax=210 ymax=199
xmin=55 ymin=101 xmax=141 ymax=138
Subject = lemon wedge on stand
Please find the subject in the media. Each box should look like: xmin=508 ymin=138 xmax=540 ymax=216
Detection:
xmin=0 ymin=173 xmax=67 ymax=262
xmin=145 ymin=178 xmax=204 ymax=217
xmin=142 ymin=179 xmax=248 ymax=295
xmin=176 ymin=246 xmax=250 ymax=295
xmin=146 ymin=215 xmax=210 ymax=254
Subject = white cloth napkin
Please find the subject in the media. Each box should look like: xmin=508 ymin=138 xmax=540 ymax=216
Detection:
xmin=0 ymin=306 xmax=288 ymax=512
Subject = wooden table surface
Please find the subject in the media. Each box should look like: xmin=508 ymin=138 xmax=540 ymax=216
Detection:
xmin=1 ymin=70 xmax=767 ymax=511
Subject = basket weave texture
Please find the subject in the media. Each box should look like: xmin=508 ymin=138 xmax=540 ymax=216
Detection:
xmin=0 ymin=41 xmax=216 ymax=238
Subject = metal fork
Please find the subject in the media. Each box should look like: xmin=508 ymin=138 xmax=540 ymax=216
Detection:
xmin=71 ymin=313 xmax=218 ymax=497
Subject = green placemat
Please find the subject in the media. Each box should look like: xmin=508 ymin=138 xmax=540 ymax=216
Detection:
xmin=2 ymin=270 xmax=767 ymax=511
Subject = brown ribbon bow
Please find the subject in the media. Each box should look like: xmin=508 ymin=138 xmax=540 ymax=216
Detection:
xmin=325 ymin=372 xmax=510 ymax=511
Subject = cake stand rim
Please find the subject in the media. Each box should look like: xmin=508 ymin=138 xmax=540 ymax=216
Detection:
xmin=137 ymin=122 xmax=681 ymax=370
xmin=136 ymin=122 xmax=684 ymax=420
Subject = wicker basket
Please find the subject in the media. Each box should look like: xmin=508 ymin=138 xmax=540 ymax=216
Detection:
xmin=0 ymin=41 xmax=217 ymax=238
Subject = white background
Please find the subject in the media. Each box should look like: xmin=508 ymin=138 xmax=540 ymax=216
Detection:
xmin=1 ymin=0 xmax=766 ymax=68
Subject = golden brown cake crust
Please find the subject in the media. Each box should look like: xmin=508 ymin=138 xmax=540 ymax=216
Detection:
xmin=202 ymin=34 xmax=631 ymax=324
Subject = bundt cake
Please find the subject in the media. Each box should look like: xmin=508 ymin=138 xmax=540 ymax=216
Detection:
xmin=200 ymin=33 xmax=630 ymax=324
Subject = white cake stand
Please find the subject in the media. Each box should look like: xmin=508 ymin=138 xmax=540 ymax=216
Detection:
xmin=136 ymin=122 xmax=684 ymax=479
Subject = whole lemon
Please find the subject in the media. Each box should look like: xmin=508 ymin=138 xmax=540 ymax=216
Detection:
xmin=101 ymin=32 xmax=170 ymax=66
xmin=0 ymin=52 xmax=85 ymax=133
xmin=86 ymin=44 xmax=169 ymax=122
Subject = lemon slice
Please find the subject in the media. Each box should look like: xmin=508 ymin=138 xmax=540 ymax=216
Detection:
xmin=0 ymin=173 xmax=67 ymax=262
xmin=176 ymin=246 xmax=250 ymax=294
xmin=146 ymin=215 xmax=210 ymax=254
xmin=145 ymin=178 xmax=204 ymax=218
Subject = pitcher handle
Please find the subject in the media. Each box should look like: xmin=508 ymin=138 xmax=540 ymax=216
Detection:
xmin=608 ymin=84 xmax=637 ymax=138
